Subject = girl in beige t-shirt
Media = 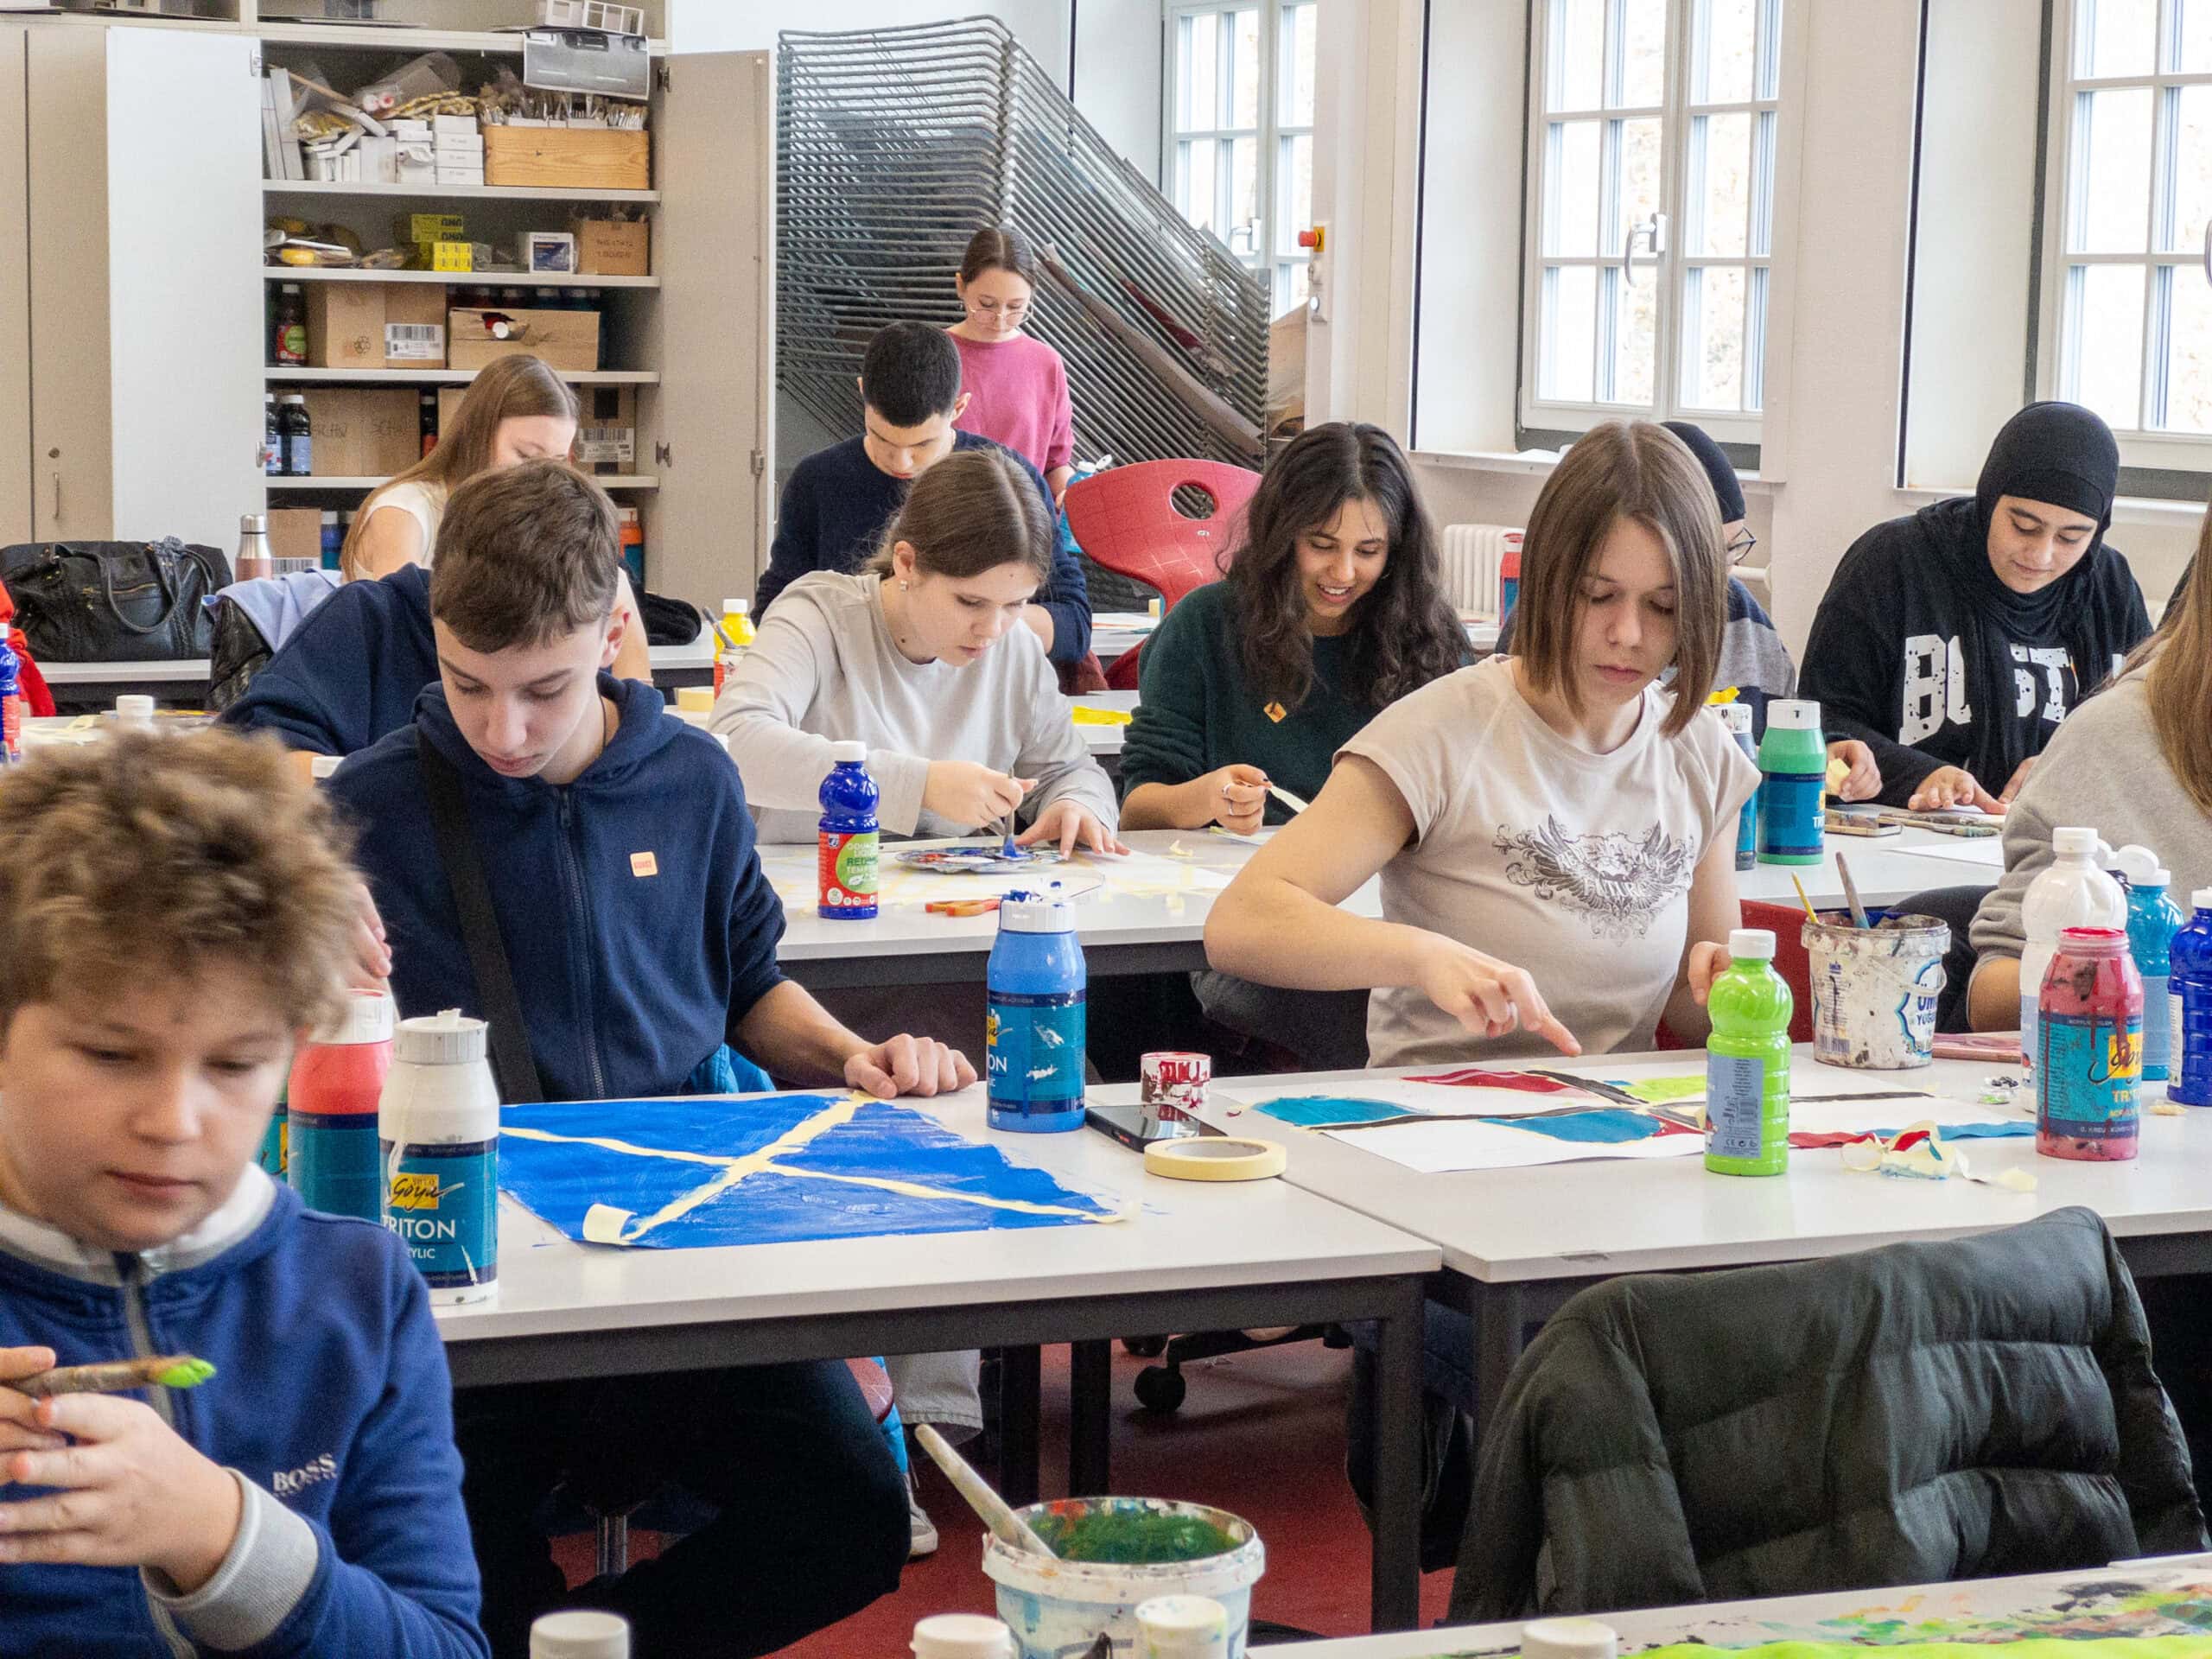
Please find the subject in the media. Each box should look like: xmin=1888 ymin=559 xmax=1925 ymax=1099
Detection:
xmin=1208 ymin=419 xmax=1760 ymax=1065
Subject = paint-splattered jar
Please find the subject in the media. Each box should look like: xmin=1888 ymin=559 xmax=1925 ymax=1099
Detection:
xmin=2037 ymin=925 xmax=2142 ymax=1162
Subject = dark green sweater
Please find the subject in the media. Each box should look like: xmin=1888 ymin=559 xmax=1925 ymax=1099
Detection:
xmin=1119 ymin=581 xmax=1371 ymax=825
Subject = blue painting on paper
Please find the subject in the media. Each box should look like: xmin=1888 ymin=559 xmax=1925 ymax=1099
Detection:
xmin=499 ymin=1092 xmax=1118 ymax=1250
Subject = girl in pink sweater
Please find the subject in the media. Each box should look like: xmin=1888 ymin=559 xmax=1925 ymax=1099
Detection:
xmin=950 ymin=226 xmax=1076 ymax=499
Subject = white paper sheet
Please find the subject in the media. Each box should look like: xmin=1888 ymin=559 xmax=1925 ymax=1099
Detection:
xmin=1325 ymin=1117 xmax=1706 ymax=1173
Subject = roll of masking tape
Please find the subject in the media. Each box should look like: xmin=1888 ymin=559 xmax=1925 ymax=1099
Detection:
xmin=1142 ymin=1136 xmax=1285 ymax=1182
xmin=1521 ymin=1618 xmax=1619 ymax=1659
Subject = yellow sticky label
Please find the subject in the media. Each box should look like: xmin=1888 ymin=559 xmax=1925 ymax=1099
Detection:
xmin=2111 ymin=1029 xmax=2142 ymax=1078
xmin=630 ymin=851 xmax=658 ymax=878
xmin=388 ymin=1171 xmax=442 ymax=1211
xmin=1263 ymin=701 xmax=1287 ymax=723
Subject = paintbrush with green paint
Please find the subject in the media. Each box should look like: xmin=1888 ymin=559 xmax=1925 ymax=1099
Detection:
xmin=15 ymin=1355 xmax=215 ymax=1397
xmin=912 ymin=1423 xmax=1056 ymax=1556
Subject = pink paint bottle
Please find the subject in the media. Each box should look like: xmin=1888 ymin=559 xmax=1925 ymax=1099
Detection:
xmin=2036 ymin=925 xmax=2141 ymax=1162
xmin=288 ymin=990 xmax=395 ymax=1221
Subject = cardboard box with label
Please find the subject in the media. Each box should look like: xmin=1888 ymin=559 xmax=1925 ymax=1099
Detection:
xmin=301 ymin=388 xmax=421 ymax=477
xmin=306 ymin=283 xmax=448 ymax=369
xmin=265 ymin=508 xmax=324 ymax=567
xmin=448 ymin=306 xmax=600 ymax=372
xmin=437 ymin=382 xmax=636 ymax=472
xmin=573 ymin=217 xmax=649 ymax=276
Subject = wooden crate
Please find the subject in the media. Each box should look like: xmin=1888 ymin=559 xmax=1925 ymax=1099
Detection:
xmin=483 ymin=127 xmax=651 ymax=192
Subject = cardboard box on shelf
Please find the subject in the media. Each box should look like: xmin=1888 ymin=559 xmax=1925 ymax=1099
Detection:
xmin=438 ymin=382 xmax=636 ymax=472
xmin=305 ymin=283 xmax=446 ymax=370
xmin=573 ymin=217 xmax=649 ymax=276
xmin=301 ymin=388 xmax=421 ymax=477
xmin=266 ymin=508 xmax=322 ymax=567
xmin=448 ymin=306 xmax=600 ymax=372
xmin=484 ymin=127 xmax=650 ymax=191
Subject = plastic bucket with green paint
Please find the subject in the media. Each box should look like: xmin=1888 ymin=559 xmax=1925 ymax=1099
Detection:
xmin=981 ymin=1497 xmax=1265 ymax=1657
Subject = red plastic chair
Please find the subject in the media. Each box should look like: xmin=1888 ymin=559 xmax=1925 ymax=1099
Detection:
xmin=1063 ymin=460 xmax=1262 ymax=689
xmin=1655 ymin=899 xmax=1817 ymax=1049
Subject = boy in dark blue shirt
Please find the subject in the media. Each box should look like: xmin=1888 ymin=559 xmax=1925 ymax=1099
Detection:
xmin=0 ymin=729 xmax=486 ymax=1658
xmin=758 ymin=320 xmax=1092 ymax=666
xmin=326 ymin=460 xmax=958 ymax=1657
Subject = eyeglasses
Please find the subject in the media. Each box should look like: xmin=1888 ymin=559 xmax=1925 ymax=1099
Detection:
xmin=969 ymin=296 xmax=1030 ymax=319
xmin=1725 ymin=528 xmax=1758 ymax=566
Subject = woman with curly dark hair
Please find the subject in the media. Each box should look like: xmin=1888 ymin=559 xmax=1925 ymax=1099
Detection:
xmin=1119 ymin=421 xmax=1467 ymax=836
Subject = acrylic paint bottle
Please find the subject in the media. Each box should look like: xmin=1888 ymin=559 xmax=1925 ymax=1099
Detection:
xmin=0 ymin=625 xmax=22 ymax=766
xmin=1704 ymin=929 xmax=1794 ymax=1175
xmin=286 ymin=989 xmax=394 ymax=1223
xmin=2169 ymin=888 xmax=2212 ymax=1106
xmin=2113 ymin=845 xmax=2183 ymax=1083
xmin=2018 ymin=828 xmax=2125 ymax=1074
xmin=2036 ymin=925 xmax=2141 ymax=1162
xmin=1756 ymin=699 xmax=1826 ymax=866
xmin=817 ymin=741 xmax=880 ymax=919
xmin=987 ymin=886 xmax=1088 ymax=1134
xmin=1498 ymin=537 xmax=1522 ymax=622
xmin=530 ymin=1610 xmax=630 ymax=1658
xmin=1137 ymin=1595 xmax=1230 ymax=1658
xmin=910 ymin=1613 xmax=1015 ymax=1658
xmin=1718 ymin=702 xmax=1758 ymax=873
xmin=378 ymin=1009 xmax=499 ymax=1306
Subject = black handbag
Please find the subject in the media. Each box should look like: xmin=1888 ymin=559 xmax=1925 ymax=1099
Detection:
xmin=0 ymin=538 xmax=231 ymax=663
xmin=204 ymin=596 xmax=276 ymax=714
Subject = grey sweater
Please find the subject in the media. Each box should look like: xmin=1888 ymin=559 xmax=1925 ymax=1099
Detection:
xmin=1969 ymin=671 xmax=2209 ymax=960
xmin=711 ymin=569 xmax=1119 ymax=844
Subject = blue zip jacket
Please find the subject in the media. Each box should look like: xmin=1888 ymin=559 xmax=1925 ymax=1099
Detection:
xmin=220 ymin=566 xmax=438 ymax=758
xmin=326 ymin=673 xmax=788 ymax=1102
xmin=0 ymin=1173 xmax=486 ymax=1658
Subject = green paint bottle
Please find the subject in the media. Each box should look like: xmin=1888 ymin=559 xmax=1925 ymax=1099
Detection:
xmin=1705 ymin=928 xmax=1794 ymax=1176
xmin=1756 ymin=698 xmax=1827 ymax=866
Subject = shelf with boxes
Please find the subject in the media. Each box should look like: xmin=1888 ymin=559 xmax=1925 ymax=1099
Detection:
xmin=264 ymin=266 xmax=658 ymax=287
xmin=264 ymin=180 xmax=658 ymax=202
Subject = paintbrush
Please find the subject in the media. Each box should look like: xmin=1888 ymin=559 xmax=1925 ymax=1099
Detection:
xmin=1789 ymin=874 xmax=1819 ymax=925
xmin=913 ymin=1424 xmax=1057 ymax=1557
xmin=1000 ymin=809 xmax=1019 ymax=861
xmin=1267 ymin=783 xmax=1310 ymax=816
xmin=1837 ymin=854 xmax=1870 ymax=929
xmin=16 ymin=1355 xmax=215 ymax=1397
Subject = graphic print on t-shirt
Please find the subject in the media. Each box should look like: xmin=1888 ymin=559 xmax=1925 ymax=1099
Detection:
xmin=1902 ymin=633 xmax=2088 ymax=745
xmin=1493 ymin=817 xmax=1695 ymax=943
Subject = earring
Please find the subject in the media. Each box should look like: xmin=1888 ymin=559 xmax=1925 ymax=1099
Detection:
xmin=900 ymin=580 xmax=911 ymax=590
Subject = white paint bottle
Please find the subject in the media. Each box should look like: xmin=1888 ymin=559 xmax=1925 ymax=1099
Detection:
xmin=531 ymin=1611 xmax=628 ymax=1658
xmin=378 ymin=1008 xmax=499 ymax=1306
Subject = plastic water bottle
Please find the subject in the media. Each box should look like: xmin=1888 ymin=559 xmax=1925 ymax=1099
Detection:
xmin=2018 ymin=827 xmax=2125 ymax=1072
xmin=378 ymin=1009 xmax=499 ymax=1306
xmin=2113 ymin=845 xmax=2183 ymax=1083
xmin=1719 ymin=702 xmax=1757 ymax=873
xmin=2036 ymin=925 xmax=2141 ymax=1162
xmin=817 ymin=741 xmax=880 ymax=920
xmin=0 ymin=624 xmax=23 ymax=766
xmin=287 ymin=990 xmax=394 ymax=1223
xmin=987 ymin=887 xmax=1088 ymax=1133
xmin=531 ymin=1611 xmax=630 ymax=1659
xmin=1756 ymin=699 xmax=1826 ymax=866
xmin=2170 ymin=888 xmax=2212 ymax=1107
xmin=1704 ymin=928 xmax=1795 ymax=1176
xmin=909 ymin=1614 xmax=1015 ymax=1659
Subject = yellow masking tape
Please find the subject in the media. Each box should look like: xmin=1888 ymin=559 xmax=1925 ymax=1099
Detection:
xmin=1143 ymin=1137 xmax=1286 ymax=1182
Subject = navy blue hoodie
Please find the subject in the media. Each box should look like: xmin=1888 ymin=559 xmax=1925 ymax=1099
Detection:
xmin=221 ymin=566 xmax=438 ymax=757
xmin=327 ymin=673 xmax=787 ymax=1102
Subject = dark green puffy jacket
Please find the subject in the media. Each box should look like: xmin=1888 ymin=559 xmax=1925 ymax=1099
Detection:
xmin=1450 ymin=1206 xmax=2208 ymax=1622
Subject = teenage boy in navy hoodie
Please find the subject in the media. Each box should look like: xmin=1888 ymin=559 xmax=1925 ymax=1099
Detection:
xmin=326 ymin=458 xmax=958 ymax=1658
xmin=0 ymin=728 xmax=486 ymax=1658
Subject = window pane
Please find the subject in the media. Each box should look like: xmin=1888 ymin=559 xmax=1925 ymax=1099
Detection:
xmin=2067 ymin=263 xmax=2147 ymax=427
xmin=1185 ymin=137 xmax=1220 ymax=232
xmin=1611 ymin=265 xmax=1657 ymax=405
xmin=2074 ymin=86 xmax=2153 ymax=253
xmin=1549 ymin=120 xmax=1602 ymax=257
xmin=1750 ymin=108 xmax=1777 ymax=256
xmin=1551 ymin=0 xmax=1604 ymax=112
xmin=2163 ymin=264 xmax=2212 ymax=431
xmin=1284 ymin=2 xmax=1317 ymax=127
xmin=1230 ymin=135 xmax=1258 ymax=249
xmin=1753 ymin=0 xmax=1783 ymax=99
xmin=1621 ymin=0 xmax=1666 ymax=106
xmin=2076 ymin=0 xmax=2155 ymax=77
xmin=1682 ymin=264 xmax=1748 ymax=409
xmin=1277 ymin=131 xmax=1313 ymax=254
xmin=1230 ymin=8 xmax=1261 ymax=128
xmin=1696 ymin=0 xmax=1756 ymax=105
xmin=1606 ymin=116 xmax=1662 ymax=256
xmin=1692 ymin=111 xmax=1752 ymax=257
xmin=1543 ymin=265 xmax=1599 ymax=401
xmin=1185 ymin=15 xmax=1218 ymax=130
xmin=2171 ymin=86 xmax=2212 ymax=252
xmin=2179 ymin=0 xmax=2212 ymax=70
xmin=1280 ymin=257 xmax=1310 ymax=314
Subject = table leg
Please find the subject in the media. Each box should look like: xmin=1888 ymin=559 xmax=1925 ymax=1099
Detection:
xmin=1471 ymin=1281 xmax=1526 ymax=1457
xmin=1369 ymin=1278 xmax=1425 ymax=1631
xmin=998 ymin=1344 xmax=1043 ymax=1508
xmin=1069 ymin=1339 xmax=1113 ymax=1497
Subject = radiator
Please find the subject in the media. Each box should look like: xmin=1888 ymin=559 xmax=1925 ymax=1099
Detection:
xmin=1440 ymin=524 xmax=1523 ymax=614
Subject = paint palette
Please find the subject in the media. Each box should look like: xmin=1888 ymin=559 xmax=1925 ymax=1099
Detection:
xmin=895 ymin=844 xmax=1067 ymax=874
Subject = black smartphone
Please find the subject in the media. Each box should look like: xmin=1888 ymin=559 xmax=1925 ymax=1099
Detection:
xmin=1083 ymin=1099 xmax=1203 ymax=1152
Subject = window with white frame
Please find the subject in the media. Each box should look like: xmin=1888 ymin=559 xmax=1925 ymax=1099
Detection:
xmin=2039 ymin=0 xmax=2212 ymax=471
xmin=1165 ymin=1 xmax=1317 ymax=316
xmin=1522 ymin=0 xmax=1784 ymax=445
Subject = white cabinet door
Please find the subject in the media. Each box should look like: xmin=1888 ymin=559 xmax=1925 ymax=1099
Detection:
xmin=0 ymin=26 xmax=29 ymax=547
xmin=651 ymin=48 xmax=773 ymax=608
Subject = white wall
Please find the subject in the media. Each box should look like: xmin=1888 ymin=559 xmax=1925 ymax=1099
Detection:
xmin=1073 ymin=0 xmax=1165 ymax=184
xmin=673 ymin=0 xmax=1070 ymax=61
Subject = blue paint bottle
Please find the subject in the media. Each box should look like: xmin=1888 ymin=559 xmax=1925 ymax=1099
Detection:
xmin=1719 ymin=702 xmax=1758 ymax=873
xmin=2169 ymin=887 xmax=2212 ymax=1106
xmin=987 ymin=887 xmax=1087 ymax=1133
xmin=2113 ymin=846 xmax=2183 ymax=1083
xmin=817 ymin=741 xmax=880 ymax=921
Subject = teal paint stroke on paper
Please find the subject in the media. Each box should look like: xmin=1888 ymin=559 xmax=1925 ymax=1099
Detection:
xmin=1254 ymin=1096 xmax=1420 ymax=1128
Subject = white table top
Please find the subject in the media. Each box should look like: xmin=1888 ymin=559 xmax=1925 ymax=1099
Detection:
xmin=1292 ymin=1558 xmax=2212 ymax=1656
xmin=1122 ymin=1048 xmax=2212 ymax=1287
xmin=1062 ymin=689 xmax=1140 ymax=756
xmin=1090 ymin=613 xmax=1502 ymax=664
xmin=434 ymin=1081 xmax=1438 ymax=1348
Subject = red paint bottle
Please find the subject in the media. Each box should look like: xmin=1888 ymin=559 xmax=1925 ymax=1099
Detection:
xmin=2036 ymin=925 xmax=2142 ymax=1162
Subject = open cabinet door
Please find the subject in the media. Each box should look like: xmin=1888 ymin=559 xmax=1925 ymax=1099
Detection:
xmin=650 ymin=48 xmax=774 ymax=610
xmin=0 ymin=26 xmax=29 ymax=547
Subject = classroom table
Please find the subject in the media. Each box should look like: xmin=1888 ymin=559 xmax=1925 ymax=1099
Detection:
xmin=1290 ymin=1558 xmax=2212 ymax=1656
xmin=1090 ymin=614 xmax=1503 ymax=665
xmin=1062 ymin=688 xmax=1140 ymax=756
xmin=435 ymin=1081 xmax=1440 ymax=1629
xmin=1131 ymin=1048 xmax=2212 ymax=1458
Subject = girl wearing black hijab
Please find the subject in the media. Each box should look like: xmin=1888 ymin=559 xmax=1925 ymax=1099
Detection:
xmin=1798 ymin=402 xmax=2152 ymax=811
